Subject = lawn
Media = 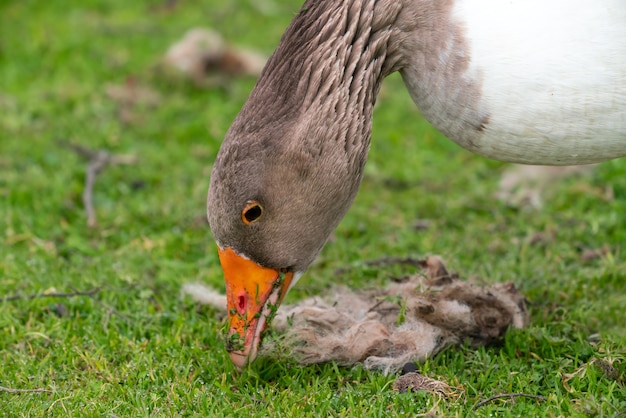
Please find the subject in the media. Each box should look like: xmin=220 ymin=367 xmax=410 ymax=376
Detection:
xmin=1 ymin=0 xmax=625 ymax=416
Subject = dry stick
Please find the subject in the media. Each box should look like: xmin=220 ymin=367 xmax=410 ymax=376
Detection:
xmin=0 ymin=385 xmax=53 ymax=394
xmin=1 ymin=287 xmax=101 ymax=303
xmin=89 ymin=297 xmax=133 ymax=323
xmin=84 ymin=151 xmax=111 ymax=228
xmin=60 ymin=141 xmax=137 ymax=227
xmin=1 ymin=287 xmax=132 ymax=323
xmin=474 ymin=393 xmax=548 ymax=410
xmin=65 ymin=285 xmax=133 ymax=323
xmin=335 ymin=256 xmax=456 ymax=285
xmin=334 ymin=257 xmax=427 ymax=275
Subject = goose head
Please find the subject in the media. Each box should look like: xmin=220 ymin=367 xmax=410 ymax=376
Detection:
xmin=207 ymin=111 xmax=370 ymax=368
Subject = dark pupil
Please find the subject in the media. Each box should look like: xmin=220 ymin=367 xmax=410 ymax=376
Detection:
xmin=244 ymin=205 xmax=262 ymax=222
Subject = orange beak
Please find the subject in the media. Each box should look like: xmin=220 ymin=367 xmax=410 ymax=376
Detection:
xmin=217 ymin=246 xmax=294 ymax=369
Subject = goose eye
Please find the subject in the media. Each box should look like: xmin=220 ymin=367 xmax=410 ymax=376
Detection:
xmin=241 ymin=201 xmax=263 ymax=225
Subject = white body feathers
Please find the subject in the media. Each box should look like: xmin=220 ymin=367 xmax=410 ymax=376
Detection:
xmin=415 ymin=0 xmax=626 ymax=164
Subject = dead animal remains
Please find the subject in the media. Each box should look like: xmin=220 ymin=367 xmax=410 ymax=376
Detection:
xmin=183 ymin=256 xmax=529 ymax=374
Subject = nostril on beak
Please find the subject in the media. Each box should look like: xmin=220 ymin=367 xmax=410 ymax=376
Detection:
xmin=237 ymin=294 xmax=246 ymax=314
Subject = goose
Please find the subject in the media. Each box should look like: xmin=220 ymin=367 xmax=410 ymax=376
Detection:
xmin=206 ymin=0 xmax=626 ymax=369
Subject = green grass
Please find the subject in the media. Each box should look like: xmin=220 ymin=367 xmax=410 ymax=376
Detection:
xmin=1 ymin=0 xmax=625 ymax=416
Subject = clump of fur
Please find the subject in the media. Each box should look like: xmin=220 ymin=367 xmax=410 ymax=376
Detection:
xmin=162 ymin=27 xmax=266 ymax=86
xmin=183 ymin=256 xmax=528 ymax=374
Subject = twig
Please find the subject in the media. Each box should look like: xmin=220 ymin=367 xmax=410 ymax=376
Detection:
xmin=68 ymin=286 xmax=133 ymax=323
xmin=59 ymin=141 xmax=137 ymax=227
xmin=364 ymin=256 xmax=428 ymax=268
xmin=334 ymin=257 xmax=427 ymax=275
xmin=90 ymin=298 xmax=133 ymax=323
xmin=474 ymin=393 xmax=547 ymax=410
xmin=1 ymin=286 xmax=132 ymax=323
xmin=1 ymin=287 xmax=101 ymax=303
xmin=0 ymin=385 xmax=53 ymax=394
